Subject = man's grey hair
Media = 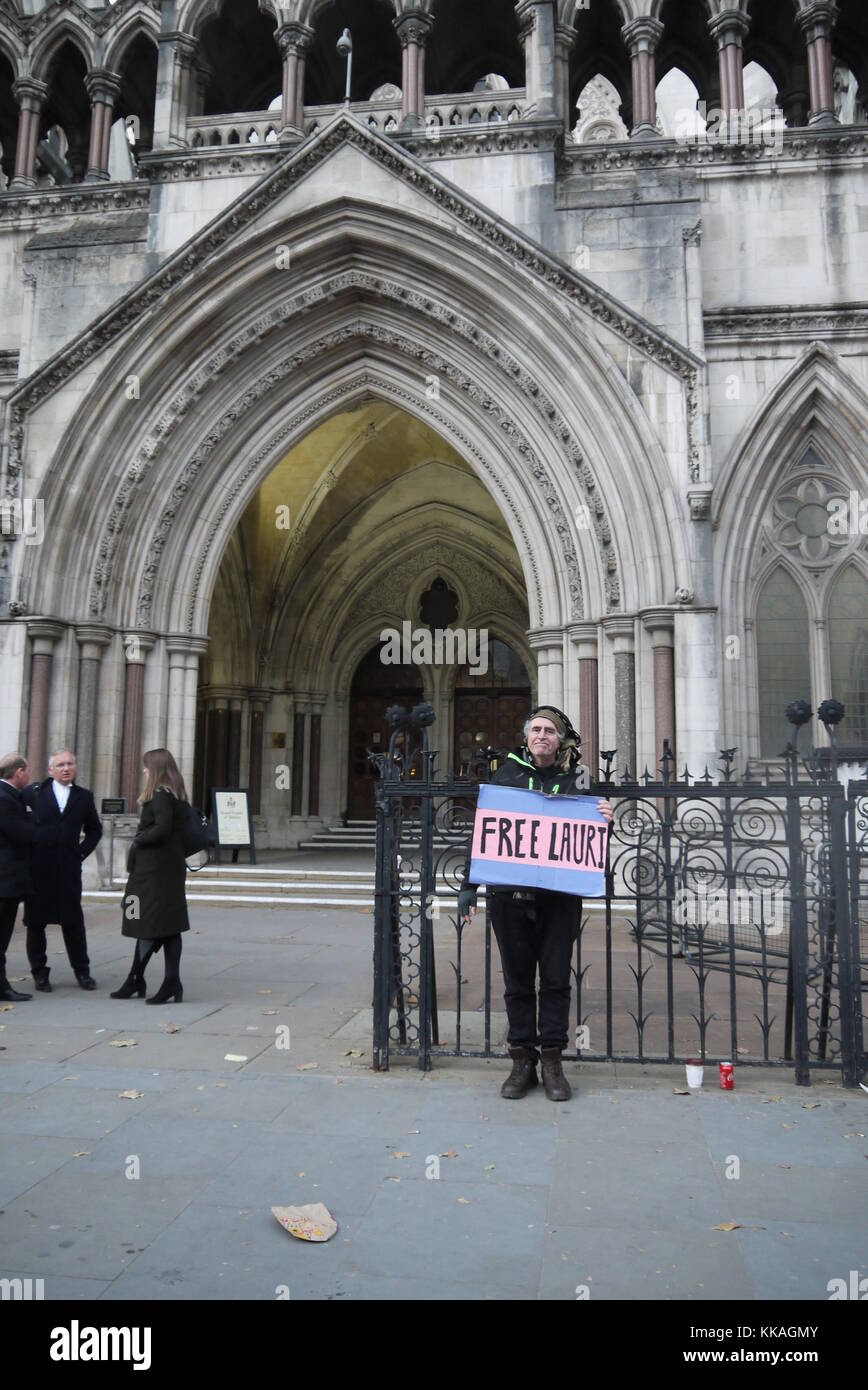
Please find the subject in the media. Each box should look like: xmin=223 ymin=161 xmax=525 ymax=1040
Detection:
xmin=523 ymin=717 xmax=564 ymax=745
xmin=48 ymin=749 xmax=76 ymax=766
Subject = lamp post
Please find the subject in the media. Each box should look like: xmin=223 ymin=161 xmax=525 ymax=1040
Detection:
xmin=337 ymin=28 xmax=352 ymax=107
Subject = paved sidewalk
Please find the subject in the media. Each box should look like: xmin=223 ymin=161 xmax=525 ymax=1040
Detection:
xmin=0 ymin=904 xmax=865 ymax=1301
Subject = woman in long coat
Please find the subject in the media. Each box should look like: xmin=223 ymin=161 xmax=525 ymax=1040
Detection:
xmin=111 ymin=748 xmax=189 ymax=1004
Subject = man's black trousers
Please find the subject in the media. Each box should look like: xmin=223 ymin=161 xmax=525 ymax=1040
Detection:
xmin=489 ymin=889 xmax=581 ymax=1054
xmin=26 ymin=919 xmax=90 ymax=977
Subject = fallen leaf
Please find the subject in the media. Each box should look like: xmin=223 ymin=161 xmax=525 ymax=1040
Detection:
xmin=781 ymin=1123 xmax=794 ymax=1129
xmin=406 ymin=995 xmax=418 ymax=1006
xmin=297 ymin=1172 xmax=306 ymax=1178
xmin=0 ymin=1004 xmax=14 ymax=1012
xmin=801 ymin=1102 xmax=821 ymax=1110
xmin=407 ymin=1129 xmax=420 ymax=1135
xmin=762 ymin=1096 xmax=783 ymax=1104
xmin=296 ymin=1062 xmax=318 ymax=1071
xmin=484 ymin=1164 xmax=496 ymax=1171
xmin=161 ymin=1023 xmax=180 ymax=1034
xmin=392 ymin=1151 xmax=411 ymax=1160
xmin=214 ymin=1082 xmax=227 ymax=1088
xmin=843 ymin=1132 xmax=865 ymax=1139
xmin=272 ymin=1203 xmax=337 ymax=1243
xmin=441 ymin=1150 xmax=458 ymax=1158
xmin=457 ymin=1197 xmax=469 ymax=1205
xmin=258 ymin=989 xmax=273 ymax=995
xmin=777 ymin=1163 xmax=791 ymax=1169
xmin=72 ymin=1151 xmax=91 ymax=1158
xmin=118 ymin=1090 xmax=143 ymax=1100
xmin=224 ymin=1054 xmax=248 ymax=1062
xmin=343 ymin=1049 xmax=364 ymax=1058
xmin=109 ymin=1039 xmax=138 ymax=1048
xmin=673 ymin=1088 xmax=690 ymax=1095
xmin=736 ymin=1046 xmax=750 ymax=1055
xmin=712 ymin=1222 xmax=741 ymax=1231
xmin=262 ymin=1009 xmax=278 ymax=1016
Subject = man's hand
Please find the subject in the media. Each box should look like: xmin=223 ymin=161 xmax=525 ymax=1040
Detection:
xmin=457 ymin=888 xmax=477 ymax=923
xmin=597 ymin=798 xmax=614 ymax=823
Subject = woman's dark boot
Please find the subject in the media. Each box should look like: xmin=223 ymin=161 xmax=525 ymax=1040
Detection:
xmin=501 ymin=1047 xmax=539 ymax=1099
xmin=147 ymin=936 xmax=182 ymax=1004
xmin=110 ymin=943 xmax=154 ymax=999
xmin=540 ymin=1048 xmax=571 ymax=1101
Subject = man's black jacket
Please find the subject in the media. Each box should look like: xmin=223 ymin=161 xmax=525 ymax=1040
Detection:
xmin=460 ymin=747 xmax=592 ymax=895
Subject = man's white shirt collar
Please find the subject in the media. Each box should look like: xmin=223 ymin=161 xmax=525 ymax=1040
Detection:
xmin=52 ymin=780 xmax=72 ymax=810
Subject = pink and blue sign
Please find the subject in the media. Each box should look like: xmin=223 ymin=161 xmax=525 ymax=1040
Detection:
xmin=469 ymin=784 xmax=609 ymax=898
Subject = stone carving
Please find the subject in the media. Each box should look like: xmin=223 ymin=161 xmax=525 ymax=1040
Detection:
xmin=571 ymin=76 xmax=628 ymax=145
xmin=73 ymin=266 xmax=618 ymax=628
xmin=705 ymin=305 xmax=868 ymax=341
xmin=561 ymin=126 xmax=868 ymax=177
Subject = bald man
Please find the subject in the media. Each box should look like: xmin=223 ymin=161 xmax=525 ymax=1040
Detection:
xmin=24 ymin=750 xmax=102 ymax=991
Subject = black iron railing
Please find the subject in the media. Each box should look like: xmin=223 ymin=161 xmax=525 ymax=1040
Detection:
xmin=372 ymin=721 xmax=866 ymax=1087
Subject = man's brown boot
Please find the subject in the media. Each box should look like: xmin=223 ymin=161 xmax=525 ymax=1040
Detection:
xmin=500 ymin=1047 xmax=539 ymax=1099
xmin=541 ymin=1048 xmax=572 ymax=1101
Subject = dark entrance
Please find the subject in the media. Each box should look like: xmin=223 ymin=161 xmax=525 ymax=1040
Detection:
xmin=453 ymin=638 xmax=531 ymax=775
xmin=347 ymin=645 xmax=423 ymax=818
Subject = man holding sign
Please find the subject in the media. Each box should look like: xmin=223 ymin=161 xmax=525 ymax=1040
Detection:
xmin=459 ymin=707 xmax=613 ymax=1101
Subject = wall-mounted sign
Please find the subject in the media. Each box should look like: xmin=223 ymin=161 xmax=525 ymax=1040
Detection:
xmin=469 ymin=784 xmax=609 ymax=897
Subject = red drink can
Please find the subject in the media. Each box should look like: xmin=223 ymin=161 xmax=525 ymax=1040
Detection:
xmin=719 ymin=1062 xmax=734 ymax=1090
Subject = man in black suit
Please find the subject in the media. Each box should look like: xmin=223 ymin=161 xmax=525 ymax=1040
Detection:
xmin=24 ymin=749 xmax=102 ymax=992
xmin=0 ymin=753 xmax=37 ymax=1002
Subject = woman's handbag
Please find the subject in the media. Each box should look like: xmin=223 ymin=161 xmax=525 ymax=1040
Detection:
xmin=183 ymin=803 xmax=217 ymax=869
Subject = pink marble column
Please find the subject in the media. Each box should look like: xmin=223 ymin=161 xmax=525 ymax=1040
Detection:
xmin=569 ymin=623 xmax=599 ymax=780
xmin=797 ymin=2 xmax=839 ymax=126
xmin=10 ymin=78 xmax=48 ymax=189
xmin=708 ymin=9 xmax=750 ymax=114
xmin=642 ymin=610 xmax=676 ymax=773
xmin=85 ymin=69 xmax=122 ymax=180
xmin=120 ymin=635 xmax=154 ymax=811
xmin=25 ymin=620 xmax=64 ymax=781
xmin=276 ymin=22 xmax=314 ymax=132
xmin=621 ymin=17 xmax=664 ymax=137
xmin=395 ymin=13 xmax=433 ymax=123
xmin=248 ymin=700 xmax=265 ymax=816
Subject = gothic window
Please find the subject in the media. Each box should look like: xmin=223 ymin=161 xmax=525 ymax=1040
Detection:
xmin=756 ymin=568 xmax=811 ymax=757
xmin=754 ymin=444 xmax=868 ymax=756
xmin=828 ymin=566 xmax=868 ymax=746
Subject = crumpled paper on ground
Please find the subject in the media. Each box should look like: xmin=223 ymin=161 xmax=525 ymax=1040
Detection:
xmin=272 ymin=1203 xmax=337 ymax=1242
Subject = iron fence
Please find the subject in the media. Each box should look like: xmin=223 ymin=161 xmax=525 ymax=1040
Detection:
xmin=372 ymin=726 xmax=866 ymax=1088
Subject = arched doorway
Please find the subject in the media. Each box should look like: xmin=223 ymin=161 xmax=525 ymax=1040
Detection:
xmin=453 ymin=637 xmax=531 ymax=775
xmin=346 ymin=644 xmax=424 ymax=818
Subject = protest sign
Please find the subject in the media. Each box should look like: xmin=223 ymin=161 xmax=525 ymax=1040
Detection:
xmin=469 ymin=783 xmax=609 ymax=897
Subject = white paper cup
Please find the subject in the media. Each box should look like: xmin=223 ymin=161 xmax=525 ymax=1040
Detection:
xmin=685 ymin=1060 xmax=704 ymax=1089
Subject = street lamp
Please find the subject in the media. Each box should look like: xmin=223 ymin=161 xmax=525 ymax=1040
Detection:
xmin=336 ymin=28 xmax=352 ymax=107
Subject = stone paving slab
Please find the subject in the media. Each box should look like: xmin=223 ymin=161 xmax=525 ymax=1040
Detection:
xmin=0 ymin=903 xmax=865 ymax=1302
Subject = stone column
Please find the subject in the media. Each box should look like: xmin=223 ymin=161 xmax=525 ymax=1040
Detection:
xmin=395 ymin=13 xmax=434 ymax=125
xmin=74 ymin=624 xmax=111 ymax=789
xmin=528 ymin=627 xmax=565 ymax=709
xmin=227 ymin=697 xmax=243 ymax=784
xmin=84 ymin=69 xmax=123 ymax=181
xmin=10 ymin=78 xmax=48 ymax=189
xmin=308 ymin=693 xmax=326 ymax=818
xmin=708 ymin=8 xmax=750 ymax=114
xmin=641 ymin=610 xmax=676 ymax=773
xmin=621 ymin=17 xmax=663 ymax=138
xmin=603 ymin=617 xmax=636 ymax=779
xmin=120 ymin=633 xmax=154 ymax=810
xmin=778 ymin=71 xmax=810 ymax=128
xmin=797 ymin=1 xmax=839 ymax=126
xmin=248 ymin=695 xmax=267 ymax=814
xmin=554 ymin=21 xmax=576 ymax=133
xmin=25 ymin=619 xmax=64 ymax=781
xmin=165 ymin=636 xmax=207 ymax=795
xmin=516 ymin=0 xmax=557 ymax=120
xmin=152 ymin=31 xmax=197 ymax=149
xmin=568 ymin=623 xmax=599 ymax=781
xmin=290 ymin=698 xmax=308 ymax=817
xmin=210 ymin=696 xmax=229 ymax=788
xmin=276 ymin=22 xmax=314 ymax=134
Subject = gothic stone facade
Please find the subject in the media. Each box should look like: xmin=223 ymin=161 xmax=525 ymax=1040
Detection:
xmin=0 ymin=0 xmax=867 ymax=849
